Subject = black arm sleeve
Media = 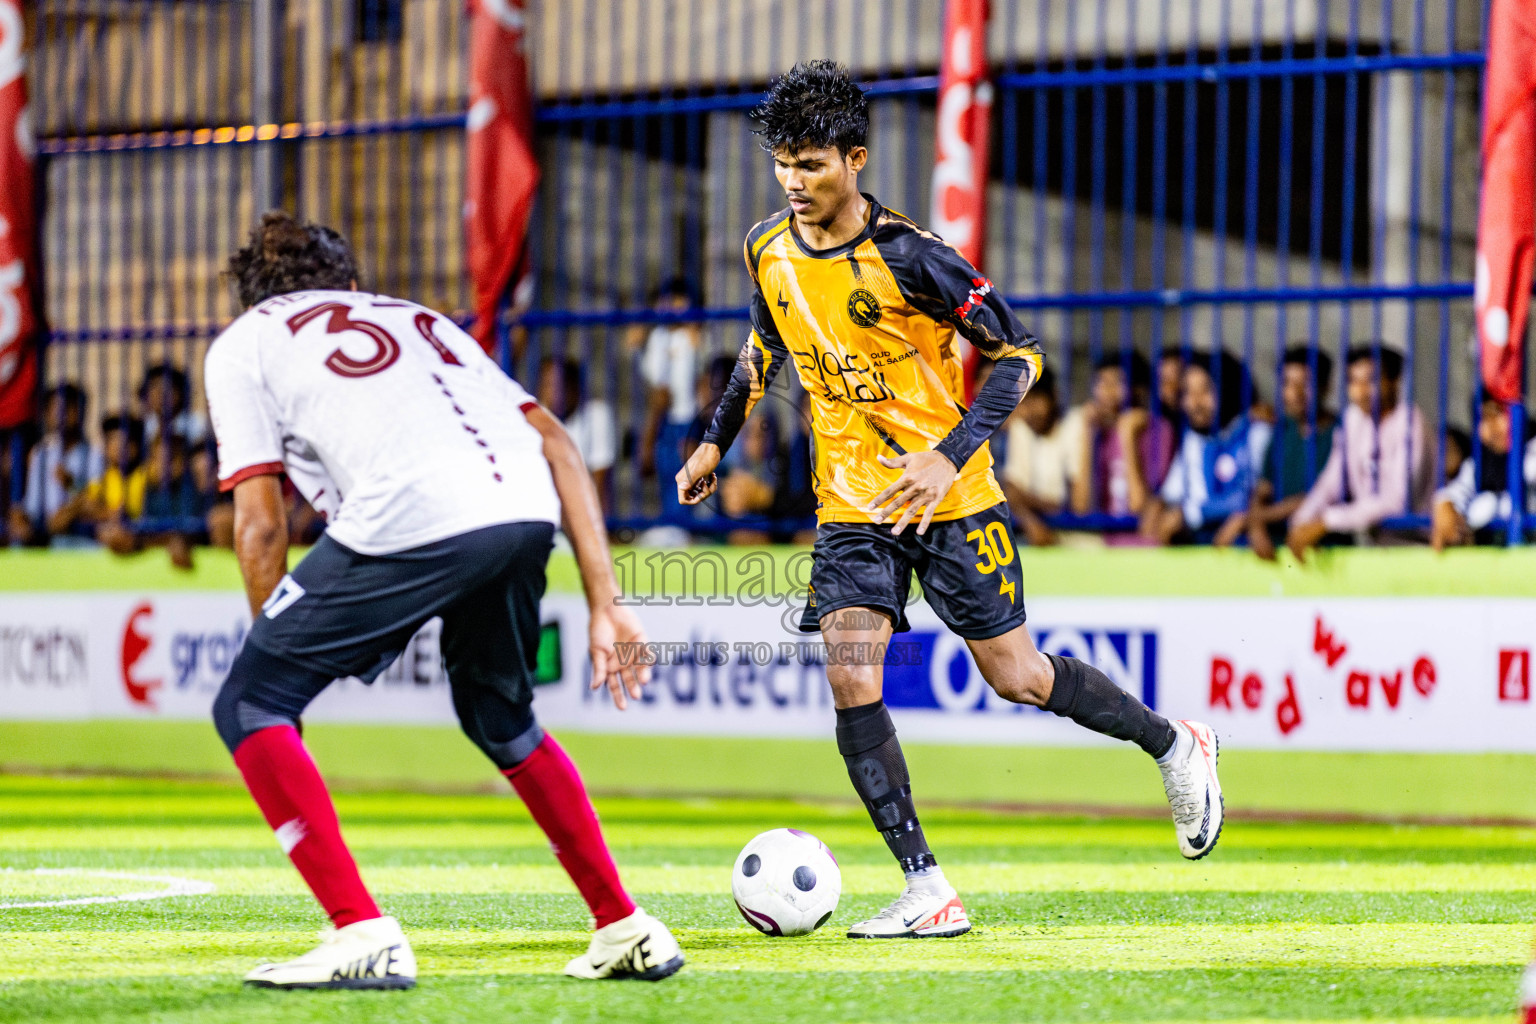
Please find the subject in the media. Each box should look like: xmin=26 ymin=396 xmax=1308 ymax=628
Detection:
xmin=932 ymin=354 xmax=1038 ymax=470
xmin=883 ymin=231 xmax=1044 ymax=470
xmin=699 ymin=288 xmax=789 ymax=454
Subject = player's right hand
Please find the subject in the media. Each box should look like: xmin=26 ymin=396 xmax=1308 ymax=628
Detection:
xmin=587 ymin=603 xmax=653 ymax=710
xmin=676 ymin=443 xmax=722 ymax=506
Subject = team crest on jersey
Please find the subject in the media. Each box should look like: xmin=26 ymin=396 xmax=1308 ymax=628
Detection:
xmin=847 ymin=288 xmax=882 ymax=328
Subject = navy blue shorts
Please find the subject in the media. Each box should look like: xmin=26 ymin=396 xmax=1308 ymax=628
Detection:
xmin=799 ymin=502 xmax=1027 ymax=640
xmin=246 ymin=520 xmax=555 ymax=706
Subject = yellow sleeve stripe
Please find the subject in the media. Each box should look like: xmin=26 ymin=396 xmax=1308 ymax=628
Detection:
xmin=1023 ymin=350 xmax=1044 ymax=389
xmin=741 ymin=330 xmax=773 ymax=421
xmin=753 ymin=330 xmax=773 ymax=387
xmin=751 ymin=220 xmax=790 ymax=265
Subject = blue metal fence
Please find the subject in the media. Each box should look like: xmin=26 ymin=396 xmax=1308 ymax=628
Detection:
xmin=11 ymin=0 xmax=1513 ymax=544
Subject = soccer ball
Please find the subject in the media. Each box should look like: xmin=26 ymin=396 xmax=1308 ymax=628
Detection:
xmin=730 ymin=828 xmax=841 ymax=936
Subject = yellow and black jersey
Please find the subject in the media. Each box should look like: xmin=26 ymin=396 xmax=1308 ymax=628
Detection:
xmin=703 ymin=195 xmax=1044 ymax=524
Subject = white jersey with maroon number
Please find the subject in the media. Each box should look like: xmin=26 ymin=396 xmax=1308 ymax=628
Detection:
xmin=205 ymin=289 xmax=559 ymax=555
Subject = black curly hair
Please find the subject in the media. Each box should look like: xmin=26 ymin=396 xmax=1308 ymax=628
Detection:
xmin=227 ymin=210 xmax=360 ymax=308
xmin=749 ymin=59 xmax=869 ymax=156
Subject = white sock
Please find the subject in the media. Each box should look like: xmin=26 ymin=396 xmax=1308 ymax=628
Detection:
xmin=904 ymin=864 xmax=950 ymax=893
xmin=1155 ymin=722 xmax=1190 ymax=766
xmin=595 ymin=907 xmax=644 ymax=937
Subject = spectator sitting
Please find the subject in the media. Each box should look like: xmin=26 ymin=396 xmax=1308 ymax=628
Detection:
xmin=1155 ymin=349 xmax=1186 ymax=435
xmin=1287 ymin=345 xmax=1433 ymax=559
xmin=99 ymin=432 xmax=212 ymax=569
xmin=627 ymin=277 xmax=703 ymax=527
xmin=1431 ymin=398 xmax=1536 ymax=550
xmin=1141 ymin=351 xmax=1272 ymax=546
xmin=1001 ymin=365 xmax=1085 ymax=547
xmin=1073 ymin=351 xmax=1175 ymax=523
xmin=1248 ymin=345 xmax=1336 ymax=559
xmin=537 ymin=357 xmax=616 ymax=515
xmin=1443 ymin=425 xmax=1471 ymax=482
xmin=139 ymin=363 xmax=209 ymax=447
xmin=51 ymin=414 xmax=146 ymax=539
xmin=8 ymin=383 xmax=102 ymax=546
xmin=718 ymin=409 xmax=784 ymax=544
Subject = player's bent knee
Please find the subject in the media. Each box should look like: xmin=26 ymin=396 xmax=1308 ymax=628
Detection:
xmin=984 ymin=657 xmax=1053 ymax=707
xmin=825 ymin=663 xmax=883 ymax=706
xmin=212 ymin=643 xmax=314 ymax=754
xmin=454 ymin=687 xmax=543 ymax=771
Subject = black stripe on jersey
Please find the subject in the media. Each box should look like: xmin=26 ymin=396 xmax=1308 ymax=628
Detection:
xmin=852 ymin=406 xmax=907 ymax=457
xmin=745 ymin=209 xmax=793 ymax=282
xmin=869 ymin=206 xmax=1039 ymax=361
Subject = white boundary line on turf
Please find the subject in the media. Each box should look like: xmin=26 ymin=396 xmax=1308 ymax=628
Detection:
xmin=0 ymin=868 xmax=216 ymax=909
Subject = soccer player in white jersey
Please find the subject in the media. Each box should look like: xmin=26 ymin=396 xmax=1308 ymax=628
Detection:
xmin=205 ymin=212 xmax=682 ymax=988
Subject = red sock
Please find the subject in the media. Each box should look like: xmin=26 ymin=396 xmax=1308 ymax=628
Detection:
xmin=232 ymin=725 xmax=381 ymax=928
xmin=504 ymin=734 xmax=637 ymax=928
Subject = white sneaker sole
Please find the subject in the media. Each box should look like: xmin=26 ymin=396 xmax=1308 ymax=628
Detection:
xmin=847 ymin=897 xmax=973 ymax=939
xmin=847 ymin=921 xmax=973 ymax=939
xmin=244 ymin=975 xmax=416 ymax=991
xmin=566 ymin=952 xmax=685 ymax=981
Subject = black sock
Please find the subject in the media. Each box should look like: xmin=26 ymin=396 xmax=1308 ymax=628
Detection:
xmin=835 ymin=701 xmax=936 ymax=874
xmin=1044 ymin=654 xmax=1177 ymax=759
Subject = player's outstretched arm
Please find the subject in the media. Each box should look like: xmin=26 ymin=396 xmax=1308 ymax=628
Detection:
xmin=681 ymin=289 xmax=789 ymax=507
xmin=525 ymin=403 xmax=652 ymax=709
xmin=231 ymin=475 xmax=289 ymax=619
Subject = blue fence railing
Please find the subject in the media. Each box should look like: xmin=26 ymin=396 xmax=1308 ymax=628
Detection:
xmin=10 ymin=0 xmax=1519 ymax=548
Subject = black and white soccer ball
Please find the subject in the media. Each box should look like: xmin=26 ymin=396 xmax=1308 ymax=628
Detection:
xmin=731 ymin=828 xmax=842 ymax=936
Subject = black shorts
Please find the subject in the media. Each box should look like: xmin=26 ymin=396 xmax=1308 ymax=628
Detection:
xmin=246 ymin=520 xmax=555 ymax=707
xmin=799 ymin=502 xmax=1027 ymax=640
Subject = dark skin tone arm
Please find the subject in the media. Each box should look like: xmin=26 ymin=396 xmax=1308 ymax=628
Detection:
xmin=232 ymin=475 xmax=289 ymax=619
xmin=524 ymin=403 xmax=652 ymax=709
xmin=1002 ymin=479 xmax=1065 ymax=517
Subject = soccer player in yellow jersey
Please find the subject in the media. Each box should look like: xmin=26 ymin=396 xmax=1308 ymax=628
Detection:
xmin=679 ymin=61 xmax=1225 ymax=938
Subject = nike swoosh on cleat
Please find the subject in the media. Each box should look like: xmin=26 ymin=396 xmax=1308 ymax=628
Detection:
xmin=1185 ymin=793 xmax=1212 ymax=850
xmin=903 ymin=913 xmax=924 ymax=928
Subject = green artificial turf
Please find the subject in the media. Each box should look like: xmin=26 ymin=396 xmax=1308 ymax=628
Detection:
xmin=0 ymin=774 xmax=1528 ymax=1023
xmin=5 ymin=720 xmax=1536 ymax=821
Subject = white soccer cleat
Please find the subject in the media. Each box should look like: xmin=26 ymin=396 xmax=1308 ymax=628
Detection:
xmin=563 ymin=908 xmax=685 ymax=981
xmin=846 ymin=884 xmax=971 ymax=939
xmin=1159 ymin=719 xmax=1225 ymax=860
xmin=244 ymin=915 xmax=416 ymax=990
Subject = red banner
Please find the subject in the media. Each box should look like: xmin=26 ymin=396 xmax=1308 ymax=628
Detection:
xmin=465 ymin=0 xmax=539 ymax=354
xmin=1476 ymin=0 xmax=1536 ymax=405
xmin=930 ymin=0 xmax=991 ymax=271
xmin=0 ymin=0 xmax=38 ymax=428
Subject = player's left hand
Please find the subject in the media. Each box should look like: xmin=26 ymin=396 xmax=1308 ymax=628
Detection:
xmin=867 ymin=451 xmax=959 ymax=536
xmin=587 ymin=603 xmax=653 ymax=710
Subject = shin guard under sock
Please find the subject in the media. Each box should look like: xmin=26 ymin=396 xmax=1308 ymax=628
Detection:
xmin=1044 ymin=653 xmax=1177 ymax=758
xmin=232 ymin=725 xmax=381 ymax=928
xmin=835 ymin=701 xmax=936 ymax=874
xmin=504 ymin=734 xmax=637 ymax=928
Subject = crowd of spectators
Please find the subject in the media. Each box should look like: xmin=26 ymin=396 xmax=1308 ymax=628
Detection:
xmin=997 ymin=342 xmax=1534 ymax=553
xmin=4 ymin=329 xmax=1530 ymax=557
xmin=0 ymin=363 xmax=319 ymax=568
